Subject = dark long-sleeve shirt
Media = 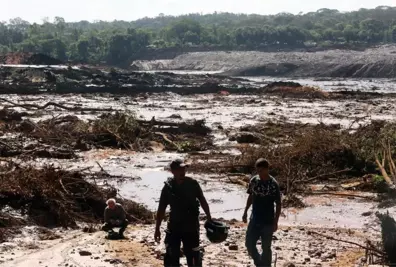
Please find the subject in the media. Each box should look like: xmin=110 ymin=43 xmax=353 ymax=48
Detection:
xmin=104 ymin=203 xmax=126 ymax=223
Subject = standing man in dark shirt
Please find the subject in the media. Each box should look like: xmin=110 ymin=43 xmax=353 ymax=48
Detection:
xmin=155 ymin=159 xmax=212 ymax=267
xmin=243 ymin=158 xmax=282 ymax=267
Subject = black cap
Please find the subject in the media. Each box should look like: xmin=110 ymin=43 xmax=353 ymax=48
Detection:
xmin=255 ymin=158 xmax=269 ymax=168
xmin=170 ymin=159 xmax=188 ymax=170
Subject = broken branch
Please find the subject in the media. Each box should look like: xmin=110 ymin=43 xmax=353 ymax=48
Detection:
xmin=308 ymin=231 xmax=385 ymax=256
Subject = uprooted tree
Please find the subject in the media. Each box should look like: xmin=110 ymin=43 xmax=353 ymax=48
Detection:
xmin=375 ymin=142 xmax=396 ymax=188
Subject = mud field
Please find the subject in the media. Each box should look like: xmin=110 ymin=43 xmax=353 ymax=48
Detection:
xmin=1 ymin=66 xmax=396 ymax=267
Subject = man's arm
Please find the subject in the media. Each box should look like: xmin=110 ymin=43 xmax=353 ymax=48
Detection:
xmin=196 ymin=182 xmax=212 ymax=221
xmin=243 ymin=179 xmax=254 ymax=221
xmin=242 ymin=194 xmax=252 ymax=223
xmin=274 ymin=183 xmax=282 ymax=230
xmin=244 ymin=194 xmax=253 ymax=215
xmin=155 ymin=186 xmax=168 ymax=231
xmin=104 ymin=208 xmax=110 ymax=223
xmin=275 ymin=201 xmax=281 ymax=222
xmin=120 ymin=205 xmax=127 ymax=221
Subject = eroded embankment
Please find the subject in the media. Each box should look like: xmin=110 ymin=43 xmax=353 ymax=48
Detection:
xmin=132 ymin=45 xmax=396 ymax=78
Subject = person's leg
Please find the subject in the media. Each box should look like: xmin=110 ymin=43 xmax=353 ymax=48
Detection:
xmin=182 ymin=230 xmax=201 ymax=267
xmin=164 ymin=231 xmax=182 ymax=267
xmin=260 ymin=225 xmax=273 ymax=267
xmin=101 ymin=222 xmax=113 ymax=232
xmin=245 ymin=221 xmax=262 ymax=266
xmin=118 ymin=219 xmax=129 ymax=238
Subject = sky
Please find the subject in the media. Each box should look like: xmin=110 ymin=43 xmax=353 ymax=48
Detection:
xmin=2 ymin=0 xmax=396 ymax=23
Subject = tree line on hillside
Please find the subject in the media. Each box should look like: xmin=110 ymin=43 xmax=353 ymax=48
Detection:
xmin=1 ymin=6 xmax=396 ymax=66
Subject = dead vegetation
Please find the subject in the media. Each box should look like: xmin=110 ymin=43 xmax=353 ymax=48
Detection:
xmin=0 ymin=109 xmax=213 ymax=158
xmin=0 ymin=107 xmax=211 ymax=240
xmin=0 ymin=161 xmax=154 ymax=232
xmin=0 ymin=161 xmax=154 ymax=243
xmin=0 ymin=162 xmax=154 ymax=242
xmin=189 ymin=120 xmax=396 ymax=195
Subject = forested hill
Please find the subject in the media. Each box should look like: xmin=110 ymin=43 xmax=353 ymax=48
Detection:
xmin=1 ymin=6 xmax=396 ymax=66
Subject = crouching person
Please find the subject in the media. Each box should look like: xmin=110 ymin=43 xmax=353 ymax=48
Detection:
xmin=102 ymin=198 xmax=128 ymax=239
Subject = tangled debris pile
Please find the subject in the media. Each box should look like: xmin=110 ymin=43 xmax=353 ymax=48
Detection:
xmin=0 ymin=161 xmax=154 ymax=231
xmin=190 ymin=120 xmax=396 ymax=194
xmin=0 ymin=110 xmax=213 ymax=158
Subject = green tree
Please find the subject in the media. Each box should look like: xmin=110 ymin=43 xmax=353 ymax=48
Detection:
xmin=107 ymin=34 xmax=133 ymax=65
xmin=360 ymin=18 xmax=384 ymax=43
xmin=77 ymin=40 xmax=89 ymax=61
xmin=183 ymin=31 xmax=200 ymax=45
xmin=0 ymin=45 xmax=10 ymax=53
xmin=167 ymin=19 xmax=202 ymax=43
xmin=390 ymin=26 xmax=396 ymax=42
xmin=343 ymin=25 xmax=359 ymax=43
xmin=2 ymin=6 xmax=396 ymax=65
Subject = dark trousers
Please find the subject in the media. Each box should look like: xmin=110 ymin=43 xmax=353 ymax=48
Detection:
xmin=164 ymin=230 xmax=201 ymax=267
xmin=245 ymin=221 xmax=273 ymax=267
xmin=101 ymin=219 xmax=128 ymax=235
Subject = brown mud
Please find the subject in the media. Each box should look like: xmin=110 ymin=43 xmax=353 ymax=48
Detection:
xmin=0 ymin=66 xmax=395 ymax=266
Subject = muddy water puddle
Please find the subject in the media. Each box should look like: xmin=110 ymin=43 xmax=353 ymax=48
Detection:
xmin=114 ymin=170 xmax=246 ymax=220
xmin=82 ymin=152 xmax=246 ymax=220
xmin=77 ymin=151 xmax=380 ymax=229
xmin=112 ymin=167 xmax=378 ymax=228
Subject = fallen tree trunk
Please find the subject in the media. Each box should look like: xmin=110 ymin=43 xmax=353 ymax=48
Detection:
xmin=0 ymin=98 xmax=114 ymax=112
xmin=309 ymin=230 xmax=384 ymax=257
xmin=374 ymin=143 xmax=396 ymax=188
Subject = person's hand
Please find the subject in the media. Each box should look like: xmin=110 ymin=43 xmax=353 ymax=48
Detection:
xmin=242 ymin=212 xmax=248 ymax=223
xmin=273 ymin=221 xmax=278 ymax=233
xmin=154 ymin=228 xmax=161 ymax=242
